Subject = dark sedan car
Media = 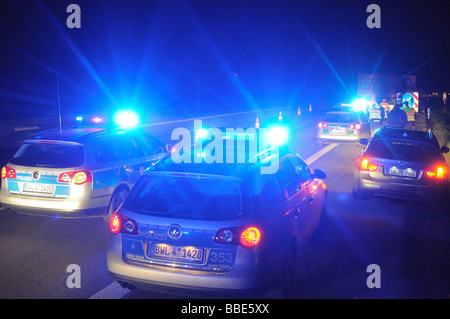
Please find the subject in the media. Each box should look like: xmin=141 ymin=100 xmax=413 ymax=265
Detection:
xmin=352 ymin=128 xmax=449 ymax=201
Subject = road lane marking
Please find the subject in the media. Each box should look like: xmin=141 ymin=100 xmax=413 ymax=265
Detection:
xmin=89 ymin=281 xmax=130 ymax=299
xmin=305 ymin=143 xmax=339 ymax=165
xmin=14 ymin=126 xmax=39 ymax=132
xmin=141 ymin=106 xmax=285 ymax=127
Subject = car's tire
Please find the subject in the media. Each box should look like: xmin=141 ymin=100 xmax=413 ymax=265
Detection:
xmin=320 ymin=191 xmax=328 ymax=225
xmin=103 ymin=186 xmax=129 ymax=223
xmin=263 ymin=242 xmax=297 ymax=299
xmin=279 ymin=242 xmax=297 ymax=298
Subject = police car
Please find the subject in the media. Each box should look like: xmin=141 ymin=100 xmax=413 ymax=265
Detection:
xmin=318 ymin=111 xmax=370 ymax=143
xmin=107 ymin=126 xmax=328 ymax=297
xmin=0 ymin=122 xmax=170 ymax=220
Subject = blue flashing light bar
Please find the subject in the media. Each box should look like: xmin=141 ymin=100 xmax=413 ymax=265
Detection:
xmin=112 ymin=109 xmax=140 ymax=128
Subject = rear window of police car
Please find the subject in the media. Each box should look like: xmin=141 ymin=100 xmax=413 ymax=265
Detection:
xmin=124 ymin=174 xmax=249 ymax=220
xmin=9 ymin=142 xmax=84 ymax=168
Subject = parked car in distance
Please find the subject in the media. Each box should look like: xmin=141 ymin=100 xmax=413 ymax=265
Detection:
xmin=318 ymin=111 xmax=370 ymax=144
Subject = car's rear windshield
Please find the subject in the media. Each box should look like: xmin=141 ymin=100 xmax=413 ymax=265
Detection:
xmin=325 ymin=113 xmax=359 ymax=123
xmin=9 ymin=142 xmax=84 ymax=168
xmin=124 ymin=174 xmax=249 ymax=220
xmin=366 ymin=139 xmax=441 ymax=162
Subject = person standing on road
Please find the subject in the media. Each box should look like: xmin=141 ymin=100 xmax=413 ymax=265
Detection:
xmin=387 ymin=93 xmax=408 ymax=129
xmin=368 ymin=97 xmax=385 ymax=135
xmin=402 ymin=100 xmax=416 ymax=130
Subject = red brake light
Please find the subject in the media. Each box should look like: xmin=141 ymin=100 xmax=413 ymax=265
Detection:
xmin=92 ymin=116 xmax=103 ymax=123
xmin=214 ymin=226 xmax=262 ymax=248
xmin=110 ymin=212 xmax=139 ymax=235
xmin=318 ymin=123 xmax=328 ymax=128
xmin=355 ymin=124 xmax=361 ymax=130
xmin=2 ymin=166 xmax=16 ymax=179
xmin=349 ymin=124 xmax=361 ymax=130
xmin=110 ymin=212 xmax=121 ymax=235
xmin=425 ymin=166 xmax=446 ymax=179
xmin=360 ymin=159 xmax=378 ymax=171
xmin=240 ymin=227 xmax=262 ymax=248
xmin=57 ymin=170 xmax=92 ymax=185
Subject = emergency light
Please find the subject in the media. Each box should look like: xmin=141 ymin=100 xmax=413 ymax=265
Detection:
xmin=113 ymin=109 xmax=140 ymax=128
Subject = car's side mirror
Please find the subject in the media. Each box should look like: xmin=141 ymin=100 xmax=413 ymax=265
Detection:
xmin=441 ymin=146 xmax=449 ymax=154
xmin=313 ymin=168 xmax=327 ymax=180
xmin=166 ymin=144 xmax=174 ymax=153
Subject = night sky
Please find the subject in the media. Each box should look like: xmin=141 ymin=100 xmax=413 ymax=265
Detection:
xmin=0 ymin=0 xmax=449 ymax=120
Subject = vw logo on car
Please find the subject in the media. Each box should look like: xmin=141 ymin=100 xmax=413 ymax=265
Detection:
xmin=167 ymin=224 xmax=182 ymax=240
xmin=32 ymin=170 xmax=40 ymax=181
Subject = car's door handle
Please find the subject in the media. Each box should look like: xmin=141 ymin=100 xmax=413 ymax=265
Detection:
xmin=125 ymin=166 xmax=134 ymax=173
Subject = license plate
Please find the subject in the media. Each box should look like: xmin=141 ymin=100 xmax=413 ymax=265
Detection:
xmin=149 ymin=243 xmax=204 ymax=263
xmin=331 ymin=129 xmax=346 ymax=135
xmin=388 ymin=167 xmax=417 ymax=178
xmin=23 ymin=183 xmax=53 ymax=194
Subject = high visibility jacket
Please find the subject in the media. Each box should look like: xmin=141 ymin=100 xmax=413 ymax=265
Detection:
xmin=369 ymin=107 xmax=382 ymax=121
xmin=402 ymin=106 xmax=415 ymax=122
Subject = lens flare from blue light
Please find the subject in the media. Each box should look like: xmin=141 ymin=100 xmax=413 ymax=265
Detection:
xmin=268 ymin=126 xmax=288 ymax=146
xmin=195 ymin=128 xmax=208 ymax=140
xmin=352 ymin=98 xmax=369 ymax=112
xmin=113 ymin=109 xmax=140 ymax=128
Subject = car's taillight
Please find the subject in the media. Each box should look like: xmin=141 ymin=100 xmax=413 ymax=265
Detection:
xmin=214 ymin=226 xmax=262 ymax=248
xmin=349 ymin=124 xmax=361 ymax=130
xmin=110 ymin=212 xmax=139 ymax=235
xmin=318 ymin=123 xmax=328 ymax=128
xmin=425 ymin=166 xmax=446 ymax=179
xmin=240 ymin=227 xmax=262 ymax=248
xmin=57 ymin=170 xmax=92 ymax=185
xmin=360 ymin=158 xmax=378 ymax=171
xmin=1 ymin=166 xmax=16 ymax=179
xmin=110 ymin=212 xmax=121 ymax=235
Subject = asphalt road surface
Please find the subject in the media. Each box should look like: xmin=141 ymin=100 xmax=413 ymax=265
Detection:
xmin=0 ymin=108 xmax=449 ymax=301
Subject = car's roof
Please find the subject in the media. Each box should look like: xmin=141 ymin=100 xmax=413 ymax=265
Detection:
xmin=373 ymin=128 xmax=439 ymax=145
xmin=147 ymin=144 xmax=295 ymax=178
xmin=28 ymin=127 xmax=148 ymax=143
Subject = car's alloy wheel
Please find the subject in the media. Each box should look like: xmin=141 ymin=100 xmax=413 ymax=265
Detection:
xmin=104 ymin=186 xmax=129 ymax=222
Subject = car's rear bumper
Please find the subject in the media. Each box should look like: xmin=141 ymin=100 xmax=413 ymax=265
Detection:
xmin=354 ymin=174 xmax=446 ymax=201
xmin=107 ymin=233 xmax=260 ymax=294
xmin=0 ymin=202 xmax=107 ymax=218
xmin=0 ymin=181 xmax=109 ymax=218
xmin=318 ymin=133 xmax=360 ymax=142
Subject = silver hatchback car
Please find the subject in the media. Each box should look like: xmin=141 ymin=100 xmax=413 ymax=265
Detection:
xmin=0 ymin=127 xmax=168 ymax=220
xmin=107 ymin=146 xmax=327 ymax=297
xmin=318 ymin=111 xmax=370 ymax=143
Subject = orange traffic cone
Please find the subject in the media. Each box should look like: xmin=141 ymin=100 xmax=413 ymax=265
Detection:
xmin=255 ymin=116 xmax=260 ymax=129
xmin=278 ymin=111 xmax=282 ymax=121
xmin=309 ymin=104 xmax=312 ymax=112
xmin=297 ymin=106 xmax=301 ymax=116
